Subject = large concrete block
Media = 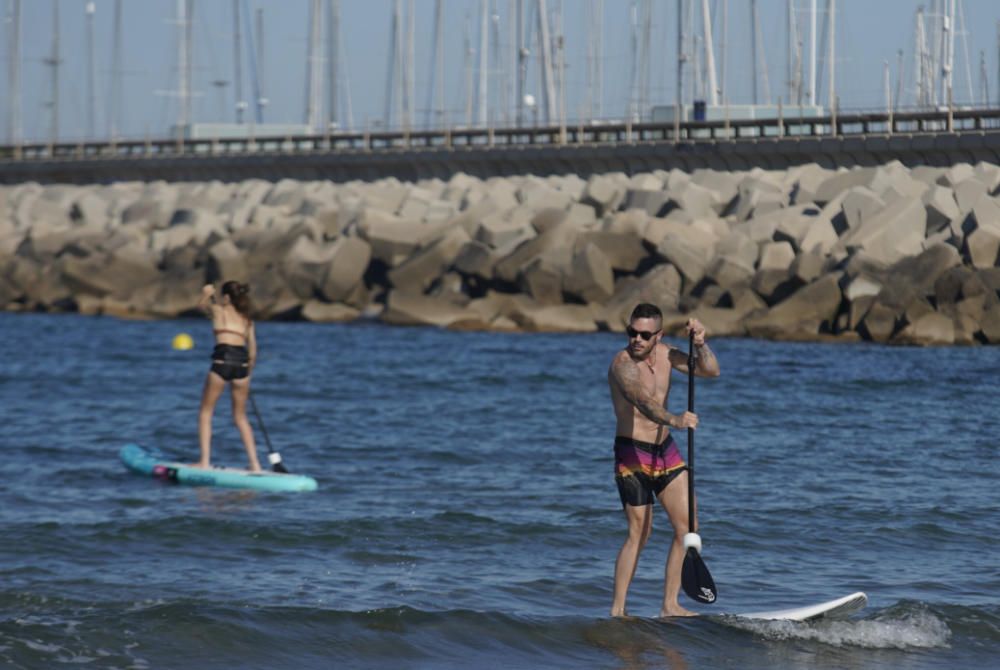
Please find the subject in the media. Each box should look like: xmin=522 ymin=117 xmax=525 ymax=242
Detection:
xmin=964 ymin=226 xmax=1000 ymax=268
xmin=598 ymin=263 xmax=683 ymax=330
xmin=59 ymin=250 xmax=154 ymax=300
xmin=394 ymin=186 xmax=437 ymax=221
xmin=461 ymin=290 xmax=519 ymax=325
xmin=494 ymin=221 xmax=578 ymax=284
xmin=605 ymin=209 xmax=651 ymax=237
xmin=356 ymin=209 xmax=433 ymax=266
xmin=703 ymin=254 xmax=755 ymax=290
xmin=798 ymin=216 xmax=839 ymax=256
xmin=682 ymin=306 xmax=744 ymax=337
xmin=446 ymin=194 xmax=513 ymax=237
xmin=923 ymin=185 xmax=960 ymax=236
xmin=953 ymin=177 xmax=988 ymax=213
xmin=667 ymin=182 xmax=717 ymax=219
xmin=895 ymin=312 xmax=955 ymax=346
xmin=844 ymin=275 xmax=883 ymax=302
xmin=322 ymin=236 xmax=372 ymax=303
xmin=877 ymin=243 xmax=962 ymax=309
xmin=453 ymin=240 xmax=500 ymax=280
xmin=564 ymin=242 xmax=615 ymax=303
xmin=733 ymin=176 xmax=786 ymax=221
xmin=789 ymin=163 xmax=833 ymax=204
xmin=841 ymin=187 xmax=884 ymax=232
xmin=652 ymin=222 xmax=717 ymax=286
xmin=974 ymin=161 xmax=1000 ymax=194
xmin=840 ymin=196 xmax=926 ymax=265
xmin=751 ymin=268 xmax=796 ymax=305
xmin=262 ymin=178 xmax=309 ymax=213
xmin=520 ymin=256 xmax=565 ymax=305
xmin=442 ymin=172 xmax=482 ymax=203
xmin=958 ymin=195 xmax=1000 ymax=238
xmin=481 ymin=178 xmax=521 ymax=212
xmin=553 ymin=173 xmax=589 ymax=200
xmin=690 ymin=169 xmax=740 ymax=213
xmin=746 ymin=273 xmax=844 ymax=337
xmin=911 ymin=165 xmax=945 ymax=186
xmin=381 ymin=290 xmax=475 ymax=327
xmin=758 ymin=241 xmax=796 ymax=272
xmin=206 ymin=239 xmax=248 ymax=284
xmin=933 ymin=265 xmax=976 ymax=304
xmin=582 ymin=174 xmax=626 ymax=216
xmin=628 ymin=173 xmax=665 ymax=191
xmin=623 ymin=189 xmax=670 ymax=216
xmin=388 ymin=226 xmax=471 ymax=293
xmin=517 ymin=177 xmax=574 ymax=210
xmin=769 ymin=205 xmax=822 ymax=251
xmin=120 ymin=198 xmax=166 ymax=228
xmin=715 ymin=231 xmax=759 ymax=270
xmin=510 ymin=302 xmax=598 ymax=333
xmin=814 ymin=167 xmax=867 ymax=204
xmin=70 ymin=192 xmax=111 ymax=229
xmin=528 ymin=207 xmax=571 ymax=235
xmin=423 ymin=200 xmax=459 ymax=227
xmin=149 ymin=224 xmax=197 ymax=256
xmin=475 ymin=213 xmax=535 ymax=249
xmin=938 ymin=163 xmax=975 ymax=187
xmin=301 ymin=300 xmax=361 ymax=323
xmin=575 ymin=230 xmax=649 ymax=273
xmin=980 ymin=302 xmax=1000 ymax=343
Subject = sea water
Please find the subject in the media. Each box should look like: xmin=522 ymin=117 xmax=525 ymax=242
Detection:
xmin=1 ymin=312 xmax=997 ymax=669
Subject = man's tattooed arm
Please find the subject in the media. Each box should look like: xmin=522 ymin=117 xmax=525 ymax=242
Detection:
xmin=693 ymin=342 xmax=720 ymax=377
xmin=610 ymin=356 xmax=677 ymax=427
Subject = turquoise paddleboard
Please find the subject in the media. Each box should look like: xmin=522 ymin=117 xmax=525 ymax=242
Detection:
xmin=120 ymin=444 xmax=318 ymax=492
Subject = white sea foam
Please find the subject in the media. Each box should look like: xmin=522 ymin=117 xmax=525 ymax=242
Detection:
xmin=726 ymin=610 xmax=952 ymax=649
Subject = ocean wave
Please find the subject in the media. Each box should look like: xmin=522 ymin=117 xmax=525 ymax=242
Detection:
xmin=3 ymin=593 xmax=996 ymax=670
xmin=718 ymin=600 xmax=953 ymax=650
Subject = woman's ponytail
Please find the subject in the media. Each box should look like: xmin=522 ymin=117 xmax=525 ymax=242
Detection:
xmin=221 ymin=280 xmax=252 ymax=318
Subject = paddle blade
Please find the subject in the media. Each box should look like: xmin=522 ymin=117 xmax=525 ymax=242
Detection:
xmin=268 ymin=452 xmax=289 ymax=474
xmin=682 ymin=548 xmax=718 ymax=604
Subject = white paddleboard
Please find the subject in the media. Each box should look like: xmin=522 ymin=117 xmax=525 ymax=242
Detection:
xmin=733 ymin=591 xmax=868 ymax=622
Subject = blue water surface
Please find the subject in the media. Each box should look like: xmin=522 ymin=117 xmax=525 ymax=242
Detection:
xmin=1 ymin=312 xmax=998 ymax=669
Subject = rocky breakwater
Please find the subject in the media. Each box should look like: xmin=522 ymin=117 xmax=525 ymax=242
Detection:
xmin=2 ymin=161 xmax=1000 ymax=346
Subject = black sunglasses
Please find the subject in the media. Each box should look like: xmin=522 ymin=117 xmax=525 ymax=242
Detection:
xmin=626 ymin=326 xmax=660 ymax=341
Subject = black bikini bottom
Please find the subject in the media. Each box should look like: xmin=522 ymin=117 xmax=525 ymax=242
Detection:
xmin=210 ymin=344 xmax=249 ymax=381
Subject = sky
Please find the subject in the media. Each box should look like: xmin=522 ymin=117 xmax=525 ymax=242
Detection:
xmin=3 ymin=0 xmax=1000 ymax=143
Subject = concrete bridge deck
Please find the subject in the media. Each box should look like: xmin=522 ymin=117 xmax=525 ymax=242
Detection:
xmin=2 ymin=107 xmax=1000 ymax=184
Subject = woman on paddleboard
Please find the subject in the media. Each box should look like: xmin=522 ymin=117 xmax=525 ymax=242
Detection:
xmin=194 ymin=281 xmax=261 ymax=472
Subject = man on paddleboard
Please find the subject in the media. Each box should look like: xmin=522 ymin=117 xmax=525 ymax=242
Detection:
xmin=607 ymin=303 xmax=720 ymax=617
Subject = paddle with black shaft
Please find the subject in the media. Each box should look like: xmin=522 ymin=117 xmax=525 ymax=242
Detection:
xmin=681 ymin=329 xmax=718 ymax=604
xmin=249 ymin=392 xmax=289 ymax=473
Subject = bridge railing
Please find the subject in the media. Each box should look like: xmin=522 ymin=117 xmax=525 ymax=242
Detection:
xmin=2 ymin=107 xmax=1000 ymax=163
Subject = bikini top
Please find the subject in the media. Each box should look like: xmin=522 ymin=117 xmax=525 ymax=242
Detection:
xmin=213 ymin=311 xmax=251 ymax=342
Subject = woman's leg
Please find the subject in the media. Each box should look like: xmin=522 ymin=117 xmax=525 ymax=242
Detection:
xmin=196 ymin=371 xmax=227 ymax=467
xmin=230 ymin=377 xmax=262 ymax=472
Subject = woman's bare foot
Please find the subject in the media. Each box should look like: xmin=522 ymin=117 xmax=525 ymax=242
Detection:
xmin=659 ymin=605 xmax=697 ymax=618
xmin=189 ymin=461 xmax=211 ymax=469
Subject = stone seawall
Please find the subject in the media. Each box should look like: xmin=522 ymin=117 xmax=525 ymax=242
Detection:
xmin=2 ymin=161 xmax=1000 ymax=345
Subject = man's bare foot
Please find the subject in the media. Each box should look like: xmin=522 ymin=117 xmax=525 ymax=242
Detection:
xmin=248 ymin=464 xmax=263 ymax=473
xmin=659 ymin=605 xmax=697 ymax=618
xmin=189 ymin=461 xmax=211 ymax=469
